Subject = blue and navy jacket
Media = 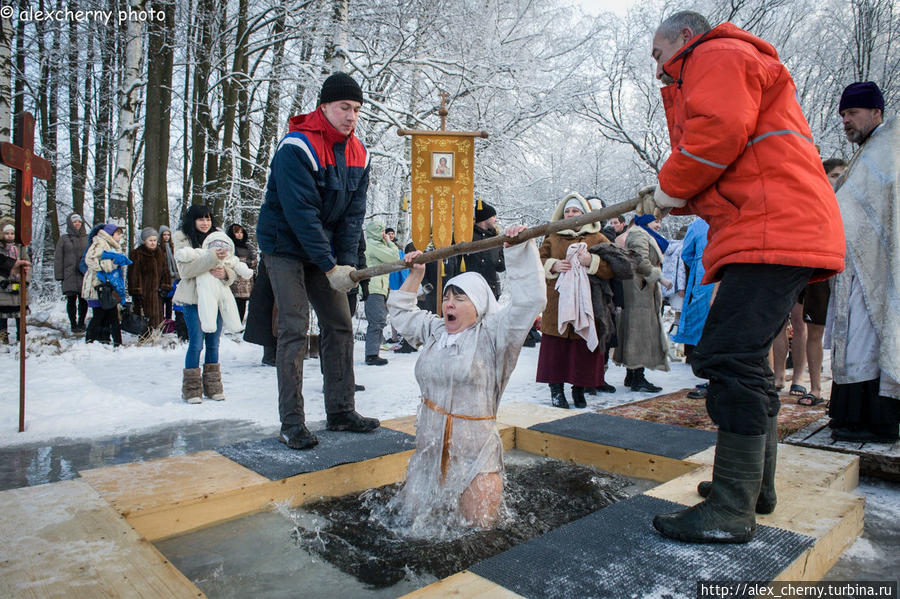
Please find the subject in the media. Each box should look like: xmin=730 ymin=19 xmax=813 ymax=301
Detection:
xmin=257 ymin=108 xmax=370 ymax=272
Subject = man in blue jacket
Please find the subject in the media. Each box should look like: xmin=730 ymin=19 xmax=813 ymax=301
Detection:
xmin=257 ymin=72 xmax=379 ymax=450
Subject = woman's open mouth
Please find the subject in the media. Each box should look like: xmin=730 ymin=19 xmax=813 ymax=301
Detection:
xmin=446 ymin=314 xmax=456 ymax=321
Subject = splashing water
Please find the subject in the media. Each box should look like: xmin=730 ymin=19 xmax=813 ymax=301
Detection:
xmin=290 ymin=453 xmax=635 ymax=588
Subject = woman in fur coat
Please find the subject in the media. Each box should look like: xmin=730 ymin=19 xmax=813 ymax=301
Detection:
xmin=128 ymin=227 xmax=170 ymax=328
xmin=613 ymin=215 xmax=671 ymax=391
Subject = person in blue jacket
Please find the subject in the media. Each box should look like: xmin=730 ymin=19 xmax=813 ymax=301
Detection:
xmin=671 ymin=218 xmax=714 ymax=394
xmin=256 ymin=72 xmax=380 ymax=450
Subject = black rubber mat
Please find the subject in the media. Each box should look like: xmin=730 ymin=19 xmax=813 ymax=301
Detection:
xmin=530 ymin=412 xmax=717 ymax=459
xmin=470 ymin=494 xmax=815 ymax=599
xmin=216 ymin=426 xmax=415 ymax=481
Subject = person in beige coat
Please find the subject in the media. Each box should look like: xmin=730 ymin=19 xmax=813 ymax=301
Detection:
xmin=536 ymin=195 xmax=615 ymax=409
xmin=613 ymin=216 xmax=671 ymax=391
xmin=174 ymin=205 xmax=236 ymax=404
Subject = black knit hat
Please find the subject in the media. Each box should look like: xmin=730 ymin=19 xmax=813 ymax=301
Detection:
xmin=319 ymin=72 xmax=364 ymax=106
xmin=839 ymin=81 xmax=884 ymax=114
xmin=474 ymin=201 xmax=497 ymax=223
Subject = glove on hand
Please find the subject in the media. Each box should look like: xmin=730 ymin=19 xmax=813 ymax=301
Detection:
xmin=158 ymin=288 xmax=169 ymax=300
xmin=653 ymin=185 xmax=687 ymax=210
xmin=359 ymin=279 xmax=370 ymax=301
xmin=634 ymin=184 xmax=676 ymax=221
xmin=326 ymin=264 xmax=358 ymax=294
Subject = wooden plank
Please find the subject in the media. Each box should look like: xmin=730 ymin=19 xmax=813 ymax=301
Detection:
xmin=646 ymin=467 xmax=864 ymax=581
xmin=515 ymin=428 xmax=699 ymax=482
xmin=496 ymin=401 xmax=573 ymax=429
xmin=126 ymin=450 xmax=414 ymax=542
xmin=80 ymin=451 xmax=269 ymax=517
xmin=785 ymin=416 xmax=831 ymax=443
xmin=785 ymin=417 xmax=899 ymax=481
xmin=0 ymin=480 xmax=203 ymax=599
xmin=401 ymin=571 xmax=523 ymax=598
xmin=685 ymin=443 xmax=859 ymax=493
xmin=383 ymin=415 xmax=417 ymax=436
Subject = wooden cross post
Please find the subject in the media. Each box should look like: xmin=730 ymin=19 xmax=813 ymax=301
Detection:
xmin=1 ymin=112 xmax=53 ymax=432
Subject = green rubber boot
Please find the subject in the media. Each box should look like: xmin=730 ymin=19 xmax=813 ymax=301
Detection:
xmin=697 ymin=416 xmax=778 ymax=514
xmin=654 ymin=429 xmax=765 ymax=543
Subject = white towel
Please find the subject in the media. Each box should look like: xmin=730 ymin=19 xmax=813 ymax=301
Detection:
xmin=555 ymin=242 xmax=598 ymax=351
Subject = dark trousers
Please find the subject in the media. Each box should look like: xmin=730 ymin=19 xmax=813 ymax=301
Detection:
xmin=86 ymin=306 xmax=122 ymax=346
xmin=235 ymin=297 xmax=248 ymax=322
xmin=266 ymin=254 xmax=355 ymax=427
xmin=320 ymin=290 xmax=357 ymax=375
xmin=163 ymin=297 xmax=173 ymax=320
xmin=691 ymin=264 xmax=812 ymax=436
xmin=66 ymin=294 xmax=88 ymax=328
xmin=1 ymin=317 xmax=21 ymax=339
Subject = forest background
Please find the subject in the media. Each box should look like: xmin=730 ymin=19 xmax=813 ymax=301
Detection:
xmin=0 ymin=0 xmax=897 ymax=294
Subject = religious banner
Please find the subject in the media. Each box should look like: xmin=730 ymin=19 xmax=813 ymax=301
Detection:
xmin=400 ymin=93 xmax=488 ymax=254
xmin=409 ymin=134 xmax=475 ymax=250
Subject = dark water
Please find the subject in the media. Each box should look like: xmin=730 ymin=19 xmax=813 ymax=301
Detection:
xmin=291 ymin=455 xmax=633 ymax=589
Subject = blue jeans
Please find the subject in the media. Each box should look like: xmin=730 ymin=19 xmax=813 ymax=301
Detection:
xmin=182 ymin=303 xmax=223 ymax=369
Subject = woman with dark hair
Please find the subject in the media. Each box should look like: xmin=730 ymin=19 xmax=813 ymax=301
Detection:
xmin=226 ymin=224 xmax=257 ymax=323
xmin=173 ymin=204 xmax=233 ymax=404
xmin=158 ymin=226 xmax=179 ymax=321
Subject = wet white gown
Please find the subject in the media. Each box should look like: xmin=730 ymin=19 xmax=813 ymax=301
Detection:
xmin=386 ymin=241 xmax=546 ymax=527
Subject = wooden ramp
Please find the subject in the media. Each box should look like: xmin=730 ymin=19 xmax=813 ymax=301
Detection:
xmin=0 ymin=480 xmax=203 ymax=598
xmin=0 ymin=410 xmax=865 ymax=598
xmin=785 ymin=416 xmax=899 ymax=481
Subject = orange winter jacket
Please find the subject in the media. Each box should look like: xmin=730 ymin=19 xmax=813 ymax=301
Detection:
xmin=658 ymin=23 xmax=844 ymax=284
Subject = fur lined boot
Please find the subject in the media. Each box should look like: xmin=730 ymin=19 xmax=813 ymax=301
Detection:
xmin=202 ymin=362 xmax=226 ymax=401
xmin=182 ymin=368 xmax=202 ymax=404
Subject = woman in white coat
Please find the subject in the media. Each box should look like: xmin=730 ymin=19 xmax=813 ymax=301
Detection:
xmin=387 ymin=225 xmax=546 ymax=528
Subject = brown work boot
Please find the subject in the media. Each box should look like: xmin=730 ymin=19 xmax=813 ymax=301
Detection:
xmin=182 ymin=368 xmax=202 ymax=404
xmin=202 ymin=362 xmax=226 ymax=401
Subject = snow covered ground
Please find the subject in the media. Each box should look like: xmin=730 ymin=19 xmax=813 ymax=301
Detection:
xmin=0 ymin=298 xmax=704 ymax=446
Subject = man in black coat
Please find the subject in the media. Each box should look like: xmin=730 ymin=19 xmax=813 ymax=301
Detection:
xmin=460 ymin=201 xmax=505 ymax=299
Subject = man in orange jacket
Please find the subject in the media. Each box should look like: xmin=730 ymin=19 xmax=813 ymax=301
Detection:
xmin=640 ymin=11 xmax=845 ymax=544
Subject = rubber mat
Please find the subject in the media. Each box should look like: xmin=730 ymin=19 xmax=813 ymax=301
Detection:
xmin=216 ymin=426 xmax=415 ymax=481
xmin=470 ymin=494 xmax=815 ymax=599
xmin=530 ymin=412 xmax=717 ymax=459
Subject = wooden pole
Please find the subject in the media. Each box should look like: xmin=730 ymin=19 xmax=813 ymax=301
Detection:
xmin=351 ymin=195 xmax=641 ymax=283
xmin=18 ymin=262 xmax=26 ymax=432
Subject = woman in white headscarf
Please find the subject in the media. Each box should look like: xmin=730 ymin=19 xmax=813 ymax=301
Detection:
xmin=386 ymin=225 xmax=546 ymax=528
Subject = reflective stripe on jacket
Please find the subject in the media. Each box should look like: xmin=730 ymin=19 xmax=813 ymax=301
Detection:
xmin=658 ymin=23 xmax=844 ymax=284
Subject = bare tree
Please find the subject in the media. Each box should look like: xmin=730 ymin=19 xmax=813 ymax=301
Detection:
xmin=36 ymin=1 xmax=61 ymax=245
xmin=109 ymin=0 xmax=148 ymax=226
xmin=142 ymin=0 xmax=176 ymax=228
xmin=0 ymin=16 xmax=12 ymax=216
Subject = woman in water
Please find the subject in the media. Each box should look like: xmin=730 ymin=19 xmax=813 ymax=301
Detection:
xmin=386 ymin=225 xmax=545 ymax=528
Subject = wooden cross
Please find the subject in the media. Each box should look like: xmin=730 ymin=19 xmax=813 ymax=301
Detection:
xmin=0 ymin=112 xmax=52 ymax=432
xmin=1 ymin=112 xmax=53 ymax=245
xmin=438 ymin=91 xmax=450 ymax=131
